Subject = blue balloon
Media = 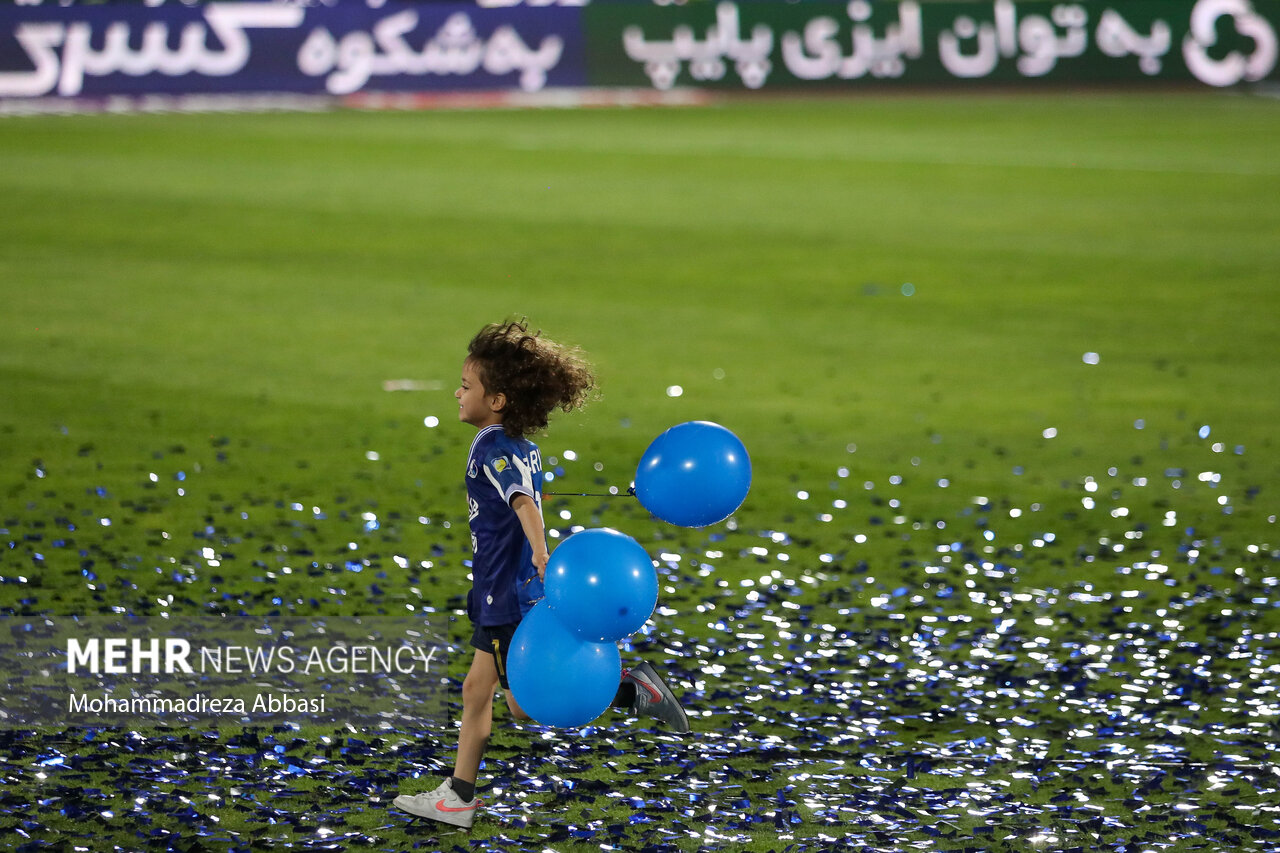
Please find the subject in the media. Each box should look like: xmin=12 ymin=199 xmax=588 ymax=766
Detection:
xmin=545 ymin=528 xmax=658 ymax=643
xmin=634 ymin=421 xmax=752 ymax=527
xmin=508 ymin=600 xmax=622 ymax=728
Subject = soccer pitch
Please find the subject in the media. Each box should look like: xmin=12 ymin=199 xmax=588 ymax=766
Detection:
xmin=1 ymin=92 xmax=1279 ymax=850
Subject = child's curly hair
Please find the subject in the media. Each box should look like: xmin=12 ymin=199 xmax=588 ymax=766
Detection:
xmin=467 ymin=319 xmax=596 ymax=438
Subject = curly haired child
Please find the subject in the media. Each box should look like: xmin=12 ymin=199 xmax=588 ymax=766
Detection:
xmin=393 ymin=319 xmax=688 ymax=829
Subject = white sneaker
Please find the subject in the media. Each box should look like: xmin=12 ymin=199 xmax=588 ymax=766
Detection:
xmin=393 ymin=777 xmax=480 ymax=828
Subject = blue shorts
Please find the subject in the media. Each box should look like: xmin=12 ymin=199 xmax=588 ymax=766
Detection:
xmin=471 ymin=622 xmax=519 ymax=690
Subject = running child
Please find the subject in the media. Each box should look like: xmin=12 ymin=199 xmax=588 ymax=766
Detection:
xmin=393 ymin=319 xmax=688 ymax=829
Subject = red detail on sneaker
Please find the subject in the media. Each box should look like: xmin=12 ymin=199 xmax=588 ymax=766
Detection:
xmin=437 ymin=800 xmax=480 ymax=814
xmin=633 ymin=677 xmax=662 ymax=703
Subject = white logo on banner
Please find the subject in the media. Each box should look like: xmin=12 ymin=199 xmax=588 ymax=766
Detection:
xmin=1182 ymin=0 xmax=1278 ymax=86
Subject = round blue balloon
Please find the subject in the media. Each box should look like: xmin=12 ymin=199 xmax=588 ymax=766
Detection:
xmin=634 ymin=421 xmax=752 ymax=527
xmin=544 ymin=528 xmax=658 ymax=643
xmin=508 ymin=600 xmax=622 ymax=728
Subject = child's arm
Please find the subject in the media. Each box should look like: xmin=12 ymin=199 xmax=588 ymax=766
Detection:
xmin=511 ymin=494 xmax=550 ymax=579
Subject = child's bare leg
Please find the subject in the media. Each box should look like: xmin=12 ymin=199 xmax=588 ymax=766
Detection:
xmin=453 ymin=650 xmax=499 ymax=786
xmin=502 ymin=689 xmax=530 ymax=721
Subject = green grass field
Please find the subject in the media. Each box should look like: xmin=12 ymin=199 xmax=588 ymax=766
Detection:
xmin=2 ymin=92 xmax=1279 ymax=851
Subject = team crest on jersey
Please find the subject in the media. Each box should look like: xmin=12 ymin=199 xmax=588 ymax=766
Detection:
xmin=468 ymin=459 xmax=478 ymax=478
xmin=493 ymin=457 xmax=509 ymax=473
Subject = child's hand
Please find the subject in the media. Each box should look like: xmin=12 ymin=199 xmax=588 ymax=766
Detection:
xmin=533 ymin=546 xmax=549 ymax=581
xmin=512 ymin=493 xmax=550 ymax=582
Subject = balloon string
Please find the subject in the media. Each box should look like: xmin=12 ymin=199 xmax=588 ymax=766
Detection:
xmin=544 ymin=487 xmax=637 ymax=498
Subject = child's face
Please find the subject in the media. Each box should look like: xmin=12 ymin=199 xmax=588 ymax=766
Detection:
xmin=456 ymin=359 xmax=504 ymax=429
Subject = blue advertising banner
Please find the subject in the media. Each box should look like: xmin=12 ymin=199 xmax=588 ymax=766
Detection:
xmin=0 ymin=1 xmax=586 ymax=99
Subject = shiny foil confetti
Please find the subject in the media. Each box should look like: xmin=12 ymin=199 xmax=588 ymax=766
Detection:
xmin=0 ymin=420 xmax=1276 ymax=851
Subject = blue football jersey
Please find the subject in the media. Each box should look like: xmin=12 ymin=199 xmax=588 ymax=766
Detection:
xmin=465 ymin=424 xmax=545 ymax=626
